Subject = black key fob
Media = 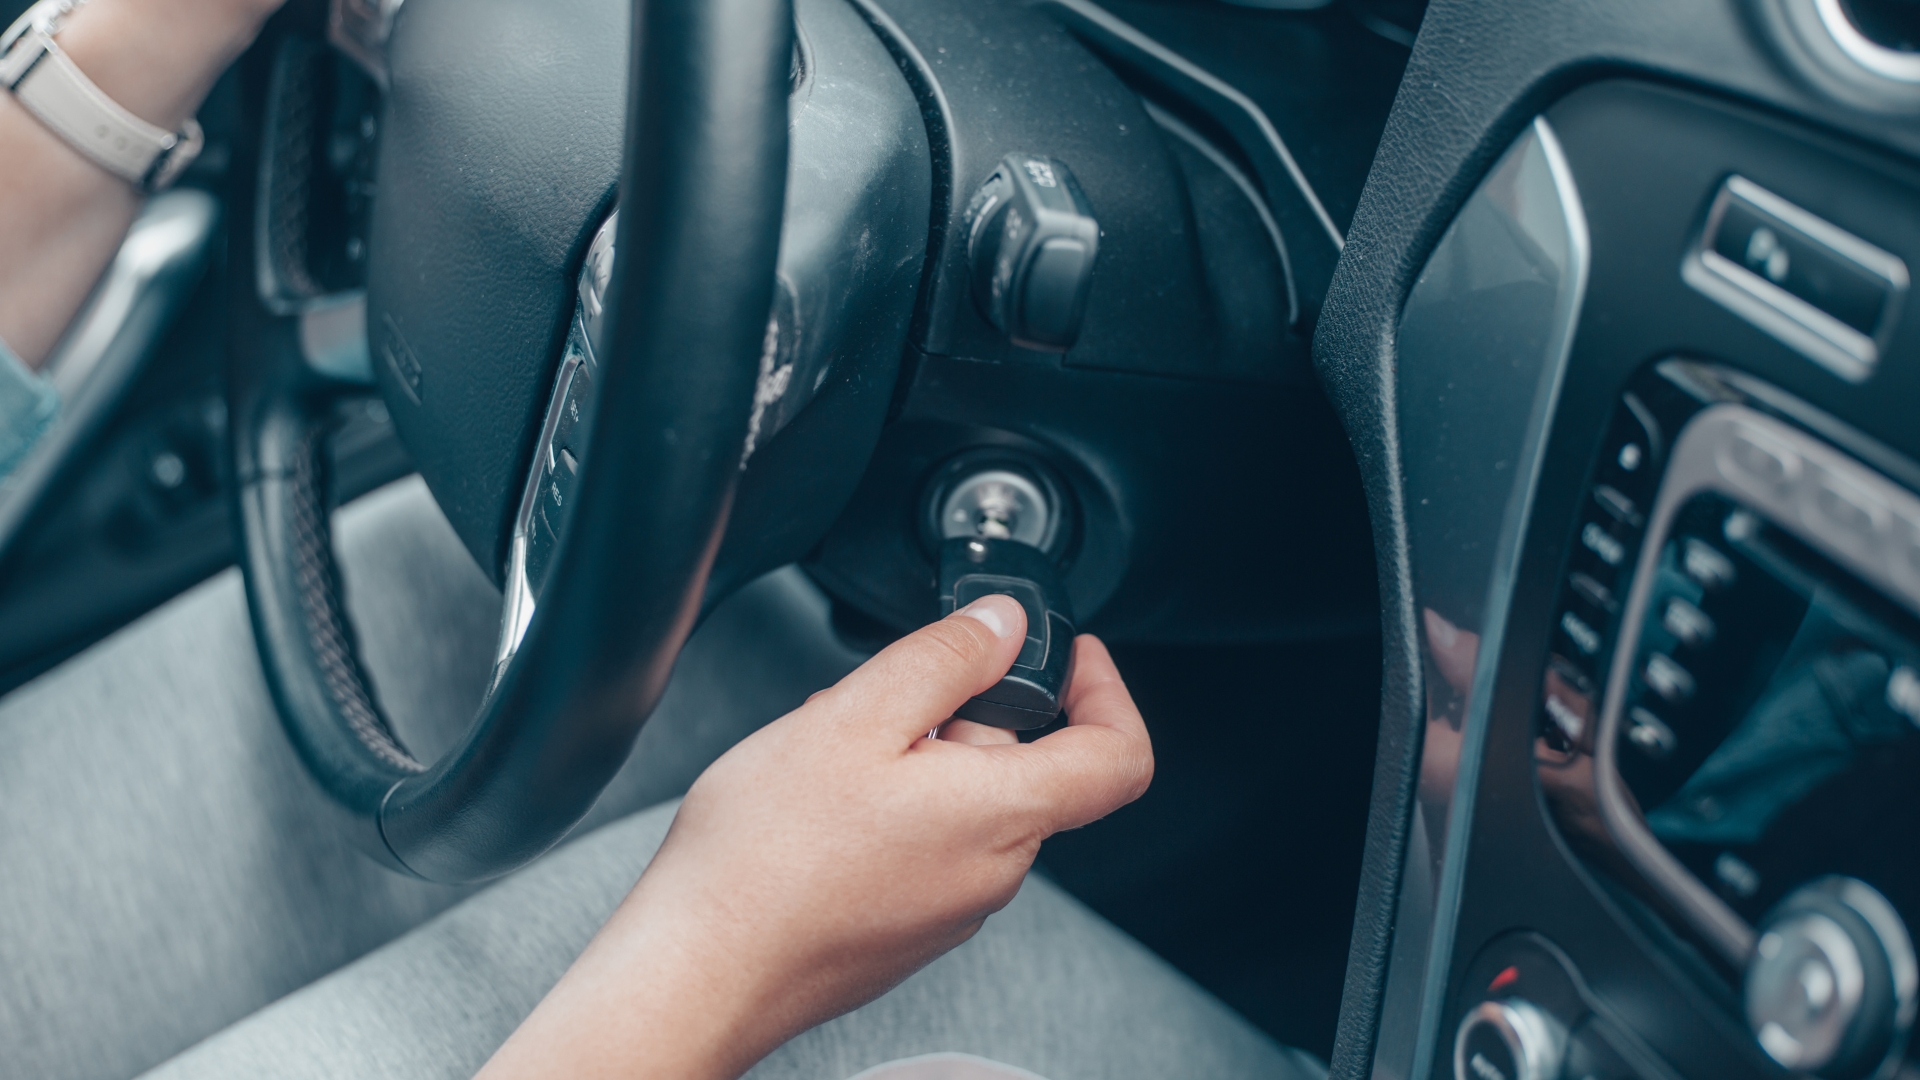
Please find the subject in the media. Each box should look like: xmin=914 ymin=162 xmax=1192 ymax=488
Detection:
xmin=938 ymin=536 xmax=1076 ymax=730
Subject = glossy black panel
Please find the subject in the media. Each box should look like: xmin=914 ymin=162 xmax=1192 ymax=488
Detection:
xmin=1430 ymin=81 xmax=1920 ymax=1080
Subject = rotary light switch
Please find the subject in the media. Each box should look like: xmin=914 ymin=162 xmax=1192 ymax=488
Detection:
xmin=965 ymin=154 xmax=1100 ymax=352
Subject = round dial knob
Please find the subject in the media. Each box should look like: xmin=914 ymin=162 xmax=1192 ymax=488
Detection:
xmin=1746 ymin=877 xmax=1917 ymax=1079
xmin=1454 ymin=998 xmax=1567 ymax=1080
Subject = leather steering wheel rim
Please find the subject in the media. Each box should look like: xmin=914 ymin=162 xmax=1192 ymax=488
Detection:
xmin=229 ymin=0 xmax=794 ymax=883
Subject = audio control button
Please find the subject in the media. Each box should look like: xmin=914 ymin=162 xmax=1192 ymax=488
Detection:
xmin=1747 ymin=877 xmax=1917 ymax=1079
xmin=1593 ymin=485 xmax=1644 ymax=528
xmin=1582 ymin=522 xmax=1628 ymax=568
xmin=1644 ymin=653 xmax=1696 ymax=703
xmin=1625 ymin=707 xmax=1677 ymax=760
xmin=1560 ymin=611 xmax=1603 ymax=657
xmin=1569 ymin=572 xmax=1618 ymax=614
xmin=1598 ymin=393 xmax=1662 ymax=503
xmin=1726 ymin=429 xmax=1802 ymax=499
xmin=1455 ymin=999 xmax=1568 ymax=1080
xmin=1662 ymin=598 xmax=1716 ymax=648
xmin=1682 ymin=539 xmax=1737 ymax=590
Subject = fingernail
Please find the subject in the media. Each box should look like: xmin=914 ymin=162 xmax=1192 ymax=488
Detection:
xmin=955 ymin=594 xmax=1019 ymax=639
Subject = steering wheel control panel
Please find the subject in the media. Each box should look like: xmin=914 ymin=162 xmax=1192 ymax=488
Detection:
xmin=1533 ymin=361 xmax=1920 ymax=1080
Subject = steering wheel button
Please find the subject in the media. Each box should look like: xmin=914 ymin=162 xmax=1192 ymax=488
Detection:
xmin=551 ymin=366 xmax=593 ymax=457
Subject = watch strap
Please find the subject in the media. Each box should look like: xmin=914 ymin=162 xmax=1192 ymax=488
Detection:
xmin=0 ymin=1 xmax=204 ymax=192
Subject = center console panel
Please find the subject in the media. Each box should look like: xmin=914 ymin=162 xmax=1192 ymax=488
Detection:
xmin=1423 ymin=80 xmax=1920 ymax=1080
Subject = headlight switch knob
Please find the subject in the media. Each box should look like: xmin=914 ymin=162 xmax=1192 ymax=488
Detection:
xmin=964 ymin=153 xmax=1099 ymax=352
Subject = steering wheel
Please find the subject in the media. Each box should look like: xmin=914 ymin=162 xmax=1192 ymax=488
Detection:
xmin=227 ymin=0 xmax=794 ymax=883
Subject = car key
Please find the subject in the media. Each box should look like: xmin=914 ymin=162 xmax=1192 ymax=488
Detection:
xmin=938 ymin=536 xmax=1077 ymax=730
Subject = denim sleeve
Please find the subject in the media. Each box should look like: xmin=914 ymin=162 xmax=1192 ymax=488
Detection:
xmin=0 ymin=336 xmax=59 ymax=481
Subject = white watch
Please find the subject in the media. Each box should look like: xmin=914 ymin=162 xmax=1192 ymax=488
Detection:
xmin=0 ymin=0 xmax=204 ymax=193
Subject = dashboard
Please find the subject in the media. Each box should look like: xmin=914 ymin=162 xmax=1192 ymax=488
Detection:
xmin=1332 ymin=4 xmax=1920 ymax=1080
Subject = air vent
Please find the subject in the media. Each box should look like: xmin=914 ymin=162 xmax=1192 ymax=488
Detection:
xmin=1816 ymin=0 xmax=1920 ymax=83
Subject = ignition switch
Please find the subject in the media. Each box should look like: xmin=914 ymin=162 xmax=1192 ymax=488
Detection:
xmin=931 ymin=461 xmax=1077 ymax=729
xmin=965 ymin=154 xmax=1100 ymax=351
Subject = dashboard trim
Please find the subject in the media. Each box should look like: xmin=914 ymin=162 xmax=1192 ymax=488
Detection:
xmin=1375 ymin=115 xmax=1590 ymax=1080
xmin=1593 ymin=401 xmax=1920 ymax=966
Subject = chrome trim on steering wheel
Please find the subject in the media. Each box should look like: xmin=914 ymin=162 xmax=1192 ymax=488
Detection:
xmin=329 ymin=0 xmax=405 ymax=88
xmin=493 ymin=216 xmax=613 ymax=686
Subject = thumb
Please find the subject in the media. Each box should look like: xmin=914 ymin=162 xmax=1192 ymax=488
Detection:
xmin=817 ymin=594 xmax=1028 ymax=743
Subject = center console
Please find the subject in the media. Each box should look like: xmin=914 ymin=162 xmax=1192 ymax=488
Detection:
xmin=1384 ymin=75 xmax=1920 ymax=1080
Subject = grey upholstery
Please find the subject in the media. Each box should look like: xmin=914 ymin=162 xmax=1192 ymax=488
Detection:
xmin=140 ymin=801 xmax=1324 ymax=1080
xmin=1 ymin=476 xmax=1319 ymax=1080
xmin=0 ymin=477 xmax=864 ymax=1080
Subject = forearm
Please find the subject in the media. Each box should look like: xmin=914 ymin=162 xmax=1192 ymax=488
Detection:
xmin=475 ymin=884 xmax=782 ymax=1080
xmin=0 ymin=0 xmax=279 ymax=368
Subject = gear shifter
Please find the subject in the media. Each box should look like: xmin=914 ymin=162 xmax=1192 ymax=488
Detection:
xmin=938 ymin=535 xmax=1077 ymax=730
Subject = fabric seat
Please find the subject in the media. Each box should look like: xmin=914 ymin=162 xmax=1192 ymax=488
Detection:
xmin=139 ymin=800 xmax=1325 ymax=1080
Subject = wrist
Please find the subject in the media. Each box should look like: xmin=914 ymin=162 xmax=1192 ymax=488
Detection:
xmin=46 ymin=0 xmax=280 ymax=131
xmin=588 ymin=889 xmax=796 ymax=1078
xmin=477 ymin=882 xmax=796 ymax=1080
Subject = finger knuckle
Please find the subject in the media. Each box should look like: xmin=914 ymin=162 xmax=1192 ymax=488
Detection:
xmin=920 ymin=619 xmax=988 ymax=668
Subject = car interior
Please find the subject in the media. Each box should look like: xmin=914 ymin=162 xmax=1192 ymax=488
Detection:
xmin=2 ymin=0 xmax=1919 ymax=1077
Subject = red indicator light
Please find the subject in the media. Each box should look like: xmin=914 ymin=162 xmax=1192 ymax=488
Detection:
xmin=1488 ymin=965 xmax=1520 ymax=993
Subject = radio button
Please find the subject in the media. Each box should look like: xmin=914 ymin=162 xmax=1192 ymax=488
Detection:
xmin=1625 ymin=707 xmax=1677 ymax=760
xmin=1809 ymin=475 xmax=1886 ymax=553
xmin=1569 ymin=572 xmax=1618 ymax=614
xmin=1599 ymin=393 xmax=1662 ymax=503
xmin=1560 ymin=611 xmax=1603 ymax=657
xmin=1662 ymin=598 xmax=1716 ymax=647
xmin=1582 ymin=522 xmax=1628 ymax=568
xmin=1644 ymin=653 xmax=1696 ymax=703
xmin=1683 ymin=539 xmax=1737 ymax=590
xmin=1593 ymin=485 xmax=1644 ymax=528
xmin=1726 ymin=429 xmax=1802 ymax=499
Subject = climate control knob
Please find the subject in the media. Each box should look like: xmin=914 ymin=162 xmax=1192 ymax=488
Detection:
xmin=1746 ymin=877 xmax=1917 ymax=1079
xmin=1454 ymin=998 xmax=1567 ymax=1080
